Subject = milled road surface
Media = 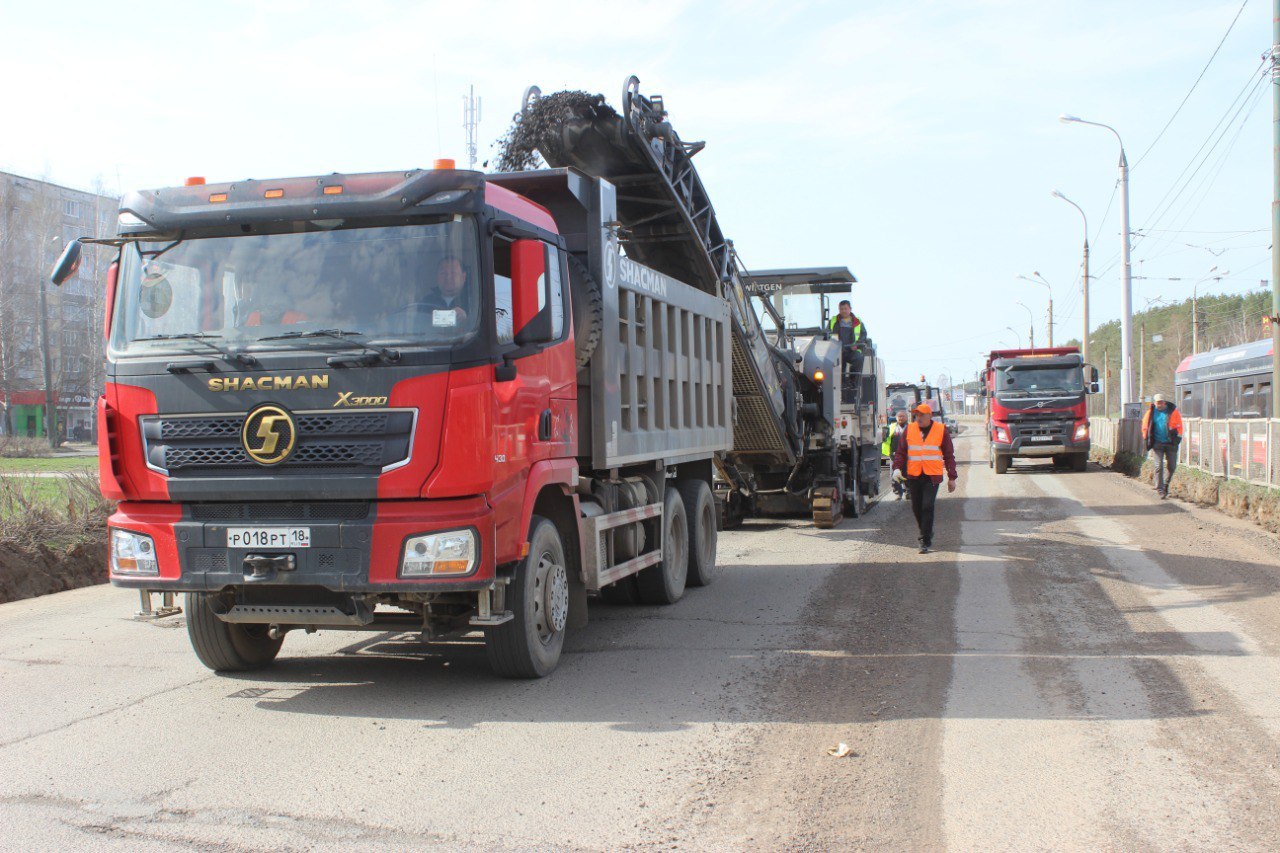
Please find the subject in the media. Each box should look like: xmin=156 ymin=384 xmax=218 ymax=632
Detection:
xmin=4 ymin=427 xmax=1280 ymax=850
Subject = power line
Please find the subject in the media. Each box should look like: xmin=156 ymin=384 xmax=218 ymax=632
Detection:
xmin=1132 ymin=0 xmax=1251 ymax=169
xmin=1137 ymin=59 xmax=1268 ymax=238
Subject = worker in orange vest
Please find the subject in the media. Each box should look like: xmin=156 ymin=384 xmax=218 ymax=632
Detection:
xmin=1141 ymin=393 xmax=1183 ymax=499
xmin=891 ymin=403 xmax=958 ymax=553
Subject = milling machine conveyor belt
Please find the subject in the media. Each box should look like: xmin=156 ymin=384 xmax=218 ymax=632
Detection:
xmin=522 ymin=78 xmax=799 ymax=466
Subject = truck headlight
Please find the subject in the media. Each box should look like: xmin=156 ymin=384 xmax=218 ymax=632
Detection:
xmin=995 ymin=427 xmax=1010 ymax=443
xmin=110 ymin=529 xmax=159 ymax=576
xmin=401 ymin=529 xmax=477 ymax=577
xmin=1074 ymin=422 xmax=1089 ymax=440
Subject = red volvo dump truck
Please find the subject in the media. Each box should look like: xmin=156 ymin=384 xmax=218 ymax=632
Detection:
xmin=52 ymin=79 xmax=850 ymax=677
xmin=979 ymin=347 xmax=1099 ymax=474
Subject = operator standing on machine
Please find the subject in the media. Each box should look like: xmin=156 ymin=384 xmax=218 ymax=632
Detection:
xmin=829 ymin=300 xmax=867 ymax=402
xmin=891 ymin=403 xmax=958 ymax=553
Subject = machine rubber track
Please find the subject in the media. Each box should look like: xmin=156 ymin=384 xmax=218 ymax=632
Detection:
xmin=810 ymin=486 xmax=844 ymax=529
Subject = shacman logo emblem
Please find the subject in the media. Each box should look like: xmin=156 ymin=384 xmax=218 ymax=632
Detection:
xmin=241 ymin=404 xmax=297 ymax=466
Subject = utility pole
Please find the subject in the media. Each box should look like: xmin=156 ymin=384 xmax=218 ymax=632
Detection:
xmin=1035 ymin=273 xmax=1055 ymax=347
xmin=462 ymin=84 xmax=482 ymax=170
xmin=1193 ymin=292 xmax=1200 ymax=355
xmin=1139 ymin=320 xmax=1146 ymax=403
xmin=1104 ymin=347 xmax=1110 ymax=417
xmin=1272 ymin=10 xmax=1280 ymax=417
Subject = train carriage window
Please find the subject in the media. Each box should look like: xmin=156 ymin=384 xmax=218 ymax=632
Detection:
xmin=1260 ymin=382 xmax=1272 ymax=418
xmin=1180 ymin=387 xmax=1195 ymax=417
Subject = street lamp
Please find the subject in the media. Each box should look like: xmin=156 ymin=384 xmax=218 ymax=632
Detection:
xmin=1061 ymin=114 xmax=1133 ymax=409
xmin=40 ymin=234 xmax=59 ymax=449
xmin=1015 ymin=301 xmax=1035 ymax=349
xmin=1191 ymin=266 xmax=1227 ymax=354
xmin=1051 ymin=190 xmax=1090 ymax=367
xmin=1016 ymin=273 xmax=1054 ymax=347
xmin=1005 ymin=326 xmax=1022 ymax=348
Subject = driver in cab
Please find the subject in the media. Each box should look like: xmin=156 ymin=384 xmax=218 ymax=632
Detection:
xmin=428 ymin=255 xmax=469 ymax=324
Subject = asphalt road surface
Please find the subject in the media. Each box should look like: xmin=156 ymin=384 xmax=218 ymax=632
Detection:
xmin=4 ymin=429 xmax=1280 ymax=850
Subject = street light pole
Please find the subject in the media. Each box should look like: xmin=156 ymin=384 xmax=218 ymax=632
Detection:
xmin=1016 ymin=301 xmax=1035 ymax=349
xmin=1052 ymin=190 xmax=1089 ymax=365
xmin=1191 ymin=266 xmax=1226 ymax=354
xmin=1005 ymin=326 xmax=1022 ymax=348
xmin=1061 ymin=114 xmax=1134 ymax=409
xmin=1016 ymin=274 xmax=1053 ymax=347
xmin=40 ymin=235 xmax=59 ymax=449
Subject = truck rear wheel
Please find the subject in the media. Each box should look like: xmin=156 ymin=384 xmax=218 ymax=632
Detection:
xmin=636 ymin=487 xmax=688 ymax=604
xmin=679 ymin=479 xmax=717 ymax=587
xmin=994 ymin=454 xmax=1011 ymax=475
xmin=185 ymin=593 xmax=283 ymax=672
xmin=485 ymin=515 xmax=569 ymax=678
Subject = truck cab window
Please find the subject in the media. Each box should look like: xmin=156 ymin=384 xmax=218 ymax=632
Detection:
xmin=493 ymin=238 xmax=514 ymax=345
xmin=546 ymin=244 xmax=565 ymax=339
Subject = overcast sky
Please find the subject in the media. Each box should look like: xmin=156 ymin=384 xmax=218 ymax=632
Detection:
xmin=2 ymin=0 xmax=1270 ymax=384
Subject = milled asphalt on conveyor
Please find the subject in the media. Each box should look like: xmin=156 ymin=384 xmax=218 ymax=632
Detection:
xmin=3 ymin=422 xmax=1280 ymax=849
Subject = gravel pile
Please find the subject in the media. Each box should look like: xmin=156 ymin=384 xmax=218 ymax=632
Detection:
xmin=493 ymin=90 xmax=617 ymax=172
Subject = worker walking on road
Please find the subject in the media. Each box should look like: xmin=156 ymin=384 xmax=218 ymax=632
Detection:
xmin=882 ymin=409 xmax=910 ymax=500
xmin=891 ymin=403 xmax=958 ymax=553
xmin=1142 ymin=393 xmax=1183 ymax=499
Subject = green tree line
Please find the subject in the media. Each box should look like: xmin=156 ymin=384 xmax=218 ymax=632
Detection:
xmin=1064 ymin=287 xmax=1272 ymax=417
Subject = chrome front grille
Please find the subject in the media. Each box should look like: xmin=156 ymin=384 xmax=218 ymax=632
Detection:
xmin=141 ymin=409 xmax=415 ymax=476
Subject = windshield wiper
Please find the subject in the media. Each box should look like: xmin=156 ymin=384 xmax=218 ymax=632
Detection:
xmin=254 ymin=329 xmax=400 ymax=365
xmin=132 ymin=333 xmax=259 ymax=367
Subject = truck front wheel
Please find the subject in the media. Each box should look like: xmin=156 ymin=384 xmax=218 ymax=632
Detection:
xmin=636 ymin=488 xmax=688 ymax=604
xmin=994 ymin=454 xmax=1011 ymax=475
xmin=185 ymin=593 xmax=283 ymax=672
xmin=1071 ymin=452 xmax=1089 ymax=472
xmin=485 ymin=515 xmax=569 ymax=678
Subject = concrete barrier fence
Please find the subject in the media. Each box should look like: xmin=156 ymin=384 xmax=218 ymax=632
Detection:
xmin=1091 ymin=416 xmax=1280 ymax=489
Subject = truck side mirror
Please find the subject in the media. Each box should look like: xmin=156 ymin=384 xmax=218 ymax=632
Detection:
xmin=1089 ymin=366 xmax=1100 ymax=394
xmin=49 ymin=240 xmax=83 ymax=286
xmin=511 ymin=239 xmax=553 ymax=346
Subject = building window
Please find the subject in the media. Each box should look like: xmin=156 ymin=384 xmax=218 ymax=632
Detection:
xmin=64 ymin=200 xmax=80 ymax=218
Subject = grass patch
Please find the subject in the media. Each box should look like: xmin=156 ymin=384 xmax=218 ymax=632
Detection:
xmin=0 ymin=472 xmax=113 ymax=546
xmin=0 ymin=436 xmax=58 ymax=458
xmin=0 ymin=456 xmax=98 ymax=473
xmin=0 ymin=472 xmax=113 ymax=603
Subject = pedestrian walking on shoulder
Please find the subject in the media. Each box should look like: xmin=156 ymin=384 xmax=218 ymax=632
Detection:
xmin=882 ymin=409 xmax=910 ymax=500
xmin=891 ymin=403 xmax=958 ymax=553
xmin=1142 ymin=393 xmax=1182 ymax=499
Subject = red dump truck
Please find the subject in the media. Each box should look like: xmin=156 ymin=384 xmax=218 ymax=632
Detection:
xmin=51 ymin=80 xmax=852 ymax=678
xmin=979 ymin=347 xmax=1099 ymax=474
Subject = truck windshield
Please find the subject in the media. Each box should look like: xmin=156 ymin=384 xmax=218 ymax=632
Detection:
xmin=110 ymin=219 xmax=479 ymax=356
xmin=996 ymin=365 xmax=1083 ymax=396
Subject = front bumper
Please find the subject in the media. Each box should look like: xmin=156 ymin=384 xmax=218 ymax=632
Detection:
xmin=993 ymin=435 xmax=1090 ymax=457
xmin=108 ymin=498 xmax=497 ymax=593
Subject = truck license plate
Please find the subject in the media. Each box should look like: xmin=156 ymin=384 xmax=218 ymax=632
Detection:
xmin=227 ymin=527 xmax=311 ymax=549
xmin=1028 ymin=436 xmax=1053 ymax=442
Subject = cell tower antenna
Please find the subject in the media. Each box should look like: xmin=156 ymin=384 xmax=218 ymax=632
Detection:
xmin=462 ymin=85 xmax=482 ymax=170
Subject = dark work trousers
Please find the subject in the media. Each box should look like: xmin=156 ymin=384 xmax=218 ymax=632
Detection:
xmin=1152 ymin=443 xmax=1177 ymax=493
xmin=841 ymin=346 xmax=863 ymax=404
xmin=906 ymin=476 xmax=941 ymax=546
